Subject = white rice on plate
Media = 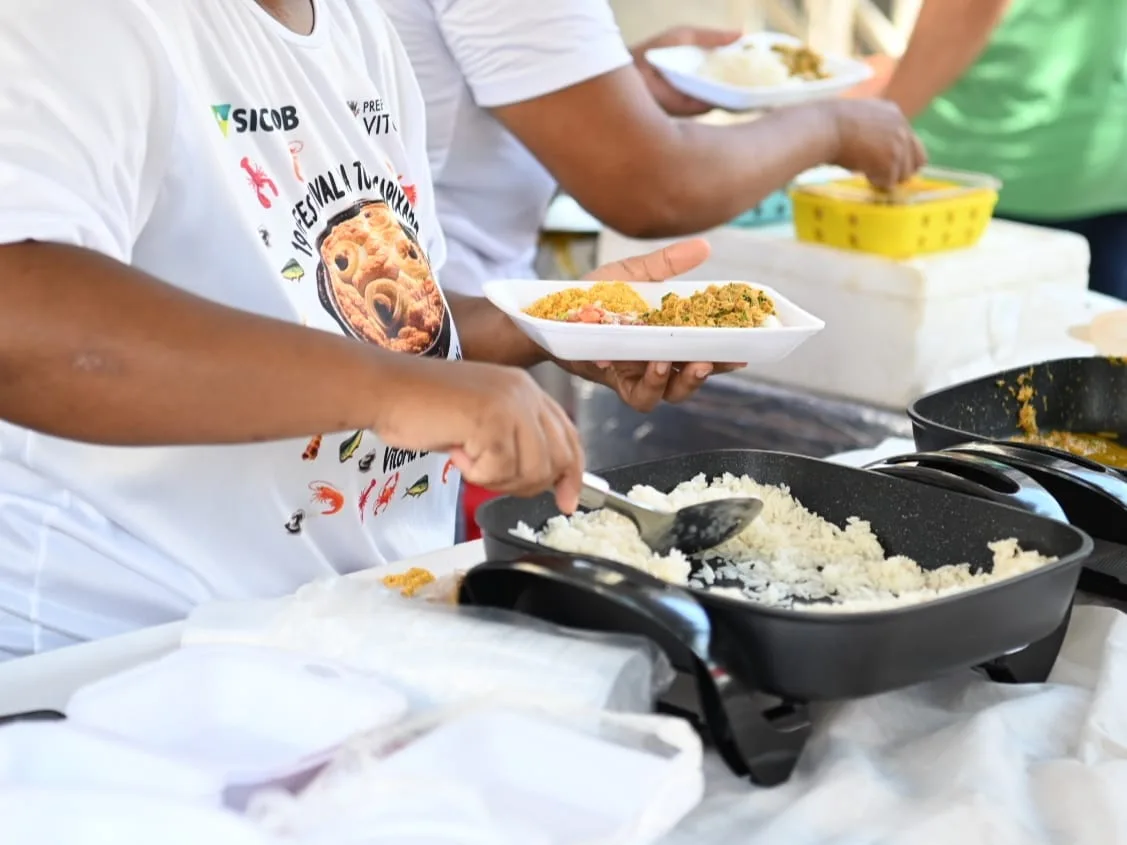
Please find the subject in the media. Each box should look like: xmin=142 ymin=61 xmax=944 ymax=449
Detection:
xmin=700 ymin=45 xmax=798 ymax=88
xmin=511 ymin=472 xmax=1056 ymax=613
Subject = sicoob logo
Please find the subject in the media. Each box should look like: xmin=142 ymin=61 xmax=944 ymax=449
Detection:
xmin=211 ymin=103 xmax=300 ymax=137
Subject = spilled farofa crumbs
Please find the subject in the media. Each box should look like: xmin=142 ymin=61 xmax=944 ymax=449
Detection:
xmin=381 ymin=567 xmax=436 ymax=597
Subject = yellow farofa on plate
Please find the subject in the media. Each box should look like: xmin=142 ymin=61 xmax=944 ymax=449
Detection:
xmin=524 ymin=282 xmax=650 ymax=322
xmin=524 ymin=281 xmax=777 ymax=328
xmin=646 ymin=283 xmax=776 ymax=328
xmin=770 ymin=44 xmax=829 ymax=81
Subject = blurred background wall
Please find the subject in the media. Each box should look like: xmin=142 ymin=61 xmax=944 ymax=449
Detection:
xmin=609 ymin=0 xmax=763 ymax=42
xmin=608 ymin=0 xmax=911 ymax=57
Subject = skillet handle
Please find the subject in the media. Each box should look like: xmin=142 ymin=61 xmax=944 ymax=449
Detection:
xmin=867 ymin=463 xmax=1018 ymax=506
xmin=949 ymin=441 xmax=1127 ymax=509
xmin=866 ymin=451 xmax=1067 ymax=521
xmin=982 ymin=439 xmax=1120 ymax=478
xmin=0 ymin=710 xmax=65 ymax=726
xmin=459 ymin=556 xmax=811 ymax=787
xmin=460 ymin=555 xmax=710 ymax=673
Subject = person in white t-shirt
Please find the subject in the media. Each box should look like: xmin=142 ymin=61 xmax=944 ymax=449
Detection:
xmin=0 ymin=0 xmax=731 ymax=660
xmin=378 ymin=0 xmax=927 ymax=296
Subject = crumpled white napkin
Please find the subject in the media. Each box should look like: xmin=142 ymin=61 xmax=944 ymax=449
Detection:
xmin=661 ymin=605 xmax=1127 ymax=845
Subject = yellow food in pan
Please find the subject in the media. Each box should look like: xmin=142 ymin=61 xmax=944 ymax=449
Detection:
xmin=1009 ymin=369 xmax=1127 ymax=469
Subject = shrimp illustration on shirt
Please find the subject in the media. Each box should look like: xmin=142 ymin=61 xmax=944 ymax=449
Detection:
xmin=284 ymin=481 xmax=345 ymax=535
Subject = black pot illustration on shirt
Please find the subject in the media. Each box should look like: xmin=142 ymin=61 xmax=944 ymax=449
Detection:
xmin=315 ymin=200 xmax=452 ymax=359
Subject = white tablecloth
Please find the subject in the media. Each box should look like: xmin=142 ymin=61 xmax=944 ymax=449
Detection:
xmin=668 ymin=604 xmax=1127 ymax=845
xmin=2 ymin=523 xmax=1126 ymax=844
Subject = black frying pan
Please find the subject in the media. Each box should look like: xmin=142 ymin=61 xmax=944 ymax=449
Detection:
xmin=909 ymin=358 xmax=1127 ymax=564
xmin=909 ymin=356 xmax=1127 ymax=479
xmin=473 ymin=450 xmax=1091 ymax=702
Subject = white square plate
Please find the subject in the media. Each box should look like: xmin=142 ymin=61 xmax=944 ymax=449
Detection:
xmin=483 ymin=279 xmax=824 ymax=364
xmin=645 ymin=32 xmax=873 ymax=112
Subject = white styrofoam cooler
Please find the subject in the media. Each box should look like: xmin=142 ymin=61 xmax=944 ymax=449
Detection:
xmin=597 ymin=220 xmax=1101 ymax=408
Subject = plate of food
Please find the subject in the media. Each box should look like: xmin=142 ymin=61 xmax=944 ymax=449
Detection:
xmin=482 ymin=278 xmax=824 ymax=363
xmin=645 ymin=31 xmax=873 ymax=112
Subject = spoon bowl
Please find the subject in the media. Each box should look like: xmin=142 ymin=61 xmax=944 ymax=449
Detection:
xmin=579 ymin=472 xmax=763 ymax=556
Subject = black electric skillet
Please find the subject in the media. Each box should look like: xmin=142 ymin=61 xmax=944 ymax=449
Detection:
xmin=470 ymin=450 xmax=1090 ymax=698
xmin=909 ymin=356 xmax=1127 ymax=477
xmin=909 ymin=358 xmax=1127 ymax=592
xmin=466 ymin=450 xmax=1091 ymax=785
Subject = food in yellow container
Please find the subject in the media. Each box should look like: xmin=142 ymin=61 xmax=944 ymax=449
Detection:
xmin=790 ymin=167 xmax=1001 ymax=259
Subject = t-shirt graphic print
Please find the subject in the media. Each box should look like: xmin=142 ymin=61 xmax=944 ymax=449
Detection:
xmin=309 ymin=189 xmax=451 ymax=358
xmin=199 ymin=52 xmax=461 ymax=550
xmin=0 ymin=0 xmax=461 ymax=658
xmin=205 ymin=91 xmax=460 ymax=546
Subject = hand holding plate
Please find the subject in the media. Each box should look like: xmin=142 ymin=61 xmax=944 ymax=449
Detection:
xmin=563 ymin=238 xmax=746 ymax=411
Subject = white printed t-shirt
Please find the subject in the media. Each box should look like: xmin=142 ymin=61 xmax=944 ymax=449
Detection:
xmin=378 ymin=0 xmax=633 ymax=295
xmin=0 ymin=0 xmax=461 ymax=659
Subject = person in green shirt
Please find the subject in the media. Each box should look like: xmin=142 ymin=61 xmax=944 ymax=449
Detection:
xmin=883 ymin=0 xmax=1127 ymax=299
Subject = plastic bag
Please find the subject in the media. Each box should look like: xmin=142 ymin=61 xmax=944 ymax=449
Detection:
xmin=2 ymin=789 xmax=275 ymax=845
xmin=65 ymin=645 xmax=409 ymax=808
xmin=251 ymin=771 xmax=522 ymax=845
xmin=184 ymin=577 xmax=673 ymax=715
xmin=0 ymin=721 xmax=223 ymax=804
xmin=248 ymin=701 xmax=703 ymax=845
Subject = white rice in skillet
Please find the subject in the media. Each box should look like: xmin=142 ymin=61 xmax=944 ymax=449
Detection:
xmin=511 ymin=472 xmax=1056 ymax=613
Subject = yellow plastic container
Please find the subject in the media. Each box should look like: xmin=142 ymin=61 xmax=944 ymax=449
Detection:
xmin=790 ymin=167 xmax=1001 ymax=259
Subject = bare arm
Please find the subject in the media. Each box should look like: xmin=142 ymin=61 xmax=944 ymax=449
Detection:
xmin=492 ymin=66 xmax=923 ymax=239
xmin=447 ymin=238 xmax=735 ymax=413
xmin=445 ymin=291 xmax=545 ymax=368
xmin=492 ymin=70 xmax=842 ymax=238
xmin=0 ymin=242 xmax=423 ymax=445
xmin=445 ymin=239 xmax=715 ymax=370
xmin=882 ymin=0 xmax=1012 ymax=118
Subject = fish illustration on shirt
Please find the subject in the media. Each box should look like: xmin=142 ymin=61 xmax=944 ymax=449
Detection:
xmin=281 ymin=258 xmax=305 ymax=282
xmin=339 ymin=431 xmax=364 ymax=462
xmin=403 ymin=475 xmax=430 ymax=498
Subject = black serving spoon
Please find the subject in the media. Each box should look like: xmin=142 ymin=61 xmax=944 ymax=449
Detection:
xmin=579 ymin=472 xmax=764 ymax=556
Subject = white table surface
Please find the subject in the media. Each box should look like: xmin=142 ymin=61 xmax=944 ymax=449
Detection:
xmin=0 ymin=540 xmax=486 ymax=716
xmin=5 ymin=518 xmax=1127 ymax=844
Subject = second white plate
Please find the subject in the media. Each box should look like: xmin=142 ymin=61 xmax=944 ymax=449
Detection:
xmin=645 ymin=32 xmax=872 ymax=112
xmin=484 ymin=279 xmax=825 ymax=364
